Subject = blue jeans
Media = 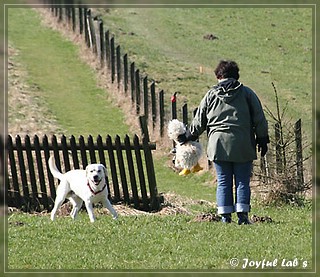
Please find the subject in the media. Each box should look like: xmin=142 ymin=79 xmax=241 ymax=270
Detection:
xmin=214 ymin=161 xmax=252 ymax=215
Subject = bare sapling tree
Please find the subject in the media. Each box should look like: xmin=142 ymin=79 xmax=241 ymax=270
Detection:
xmin=256 ymin=82 xmax=312 ymax=205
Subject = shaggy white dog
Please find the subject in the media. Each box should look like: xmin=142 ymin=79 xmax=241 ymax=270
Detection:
xmin=168 ymin=119 xmax=203 ymax=176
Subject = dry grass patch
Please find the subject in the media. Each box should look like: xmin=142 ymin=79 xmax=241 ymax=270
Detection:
xmin=8 ymin=44 xmax=64 ymax=137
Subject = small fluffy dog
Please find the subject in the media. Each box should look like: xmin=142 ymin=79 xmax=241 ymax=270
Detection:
xmin=167 ymin=119 xmax=203 ymax=176
xmin=49 ymin=156 xmax=118 ymax=222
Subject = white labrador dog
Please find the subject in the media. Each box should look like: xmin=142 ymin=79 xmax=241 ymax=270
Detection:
xmin=48 ymin=156 xmax=118 ymax=222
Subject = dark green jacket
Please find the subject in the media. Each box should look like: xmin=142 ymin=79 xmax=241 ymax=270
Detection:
xmin=189 ymin=78 xmax=269 ymax=162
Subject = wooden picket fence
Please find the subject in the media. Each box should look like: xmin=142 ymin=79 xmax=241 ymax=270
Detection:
xmin=2 ymin=133 xmax=161 ymax=212
xmin=43 ymin=1 xmax=167 ymax=137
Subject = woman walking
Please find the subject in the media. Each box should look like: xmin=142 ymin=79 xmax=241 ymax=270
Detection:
xmin=184 ymin=60 xmax=269 ymax=224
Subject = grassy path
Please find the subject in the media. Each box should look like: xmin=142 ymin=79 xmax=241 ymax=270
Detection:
xmin=8 ymin=8 xmax=129 ymax=138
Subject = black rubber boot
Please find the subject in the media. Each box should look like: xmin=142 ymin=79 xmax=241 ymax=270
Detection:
xmin=237 ymin=212 xmax=252 ymax=225
xmin=221 ymin=213 xmax=232 ymax=223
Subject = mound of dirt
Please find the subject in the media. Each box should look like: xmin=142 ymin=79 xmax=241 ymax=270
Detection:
xmin=250 ymin=214 xmax=273 ymax=223
xmin=190 ymin=212 xmax=221 ymax=222
xmin=203 ymin=34 xmax=218 ymax=40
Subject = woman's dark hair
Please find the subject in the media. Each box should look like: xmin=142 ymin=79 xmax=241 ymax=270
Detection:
xmin=214 ymin=60 xmax=240 ymax=80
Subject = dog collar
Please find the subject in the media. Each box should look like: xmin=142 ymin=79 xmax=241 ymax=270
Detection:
xmin=87 ymin=181 xmax=107 ymax=195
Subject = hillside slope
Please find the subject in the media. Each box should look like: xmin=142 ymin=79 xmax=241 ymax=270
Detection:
xmin=97 ymin=7 xmax=313 ymax=142
xmin=8 ymin=8 xmax=130 ymax=138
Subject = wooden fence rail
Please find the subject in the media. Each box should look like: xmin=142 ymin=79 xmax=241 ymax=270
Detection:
xmin=2 ymin=134 xmax=160 ymax=212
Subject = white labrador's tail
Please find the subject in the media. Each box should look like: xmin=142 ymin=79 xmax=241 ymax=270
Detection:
xmin=48 ymin=156 xmax=64 ymax=180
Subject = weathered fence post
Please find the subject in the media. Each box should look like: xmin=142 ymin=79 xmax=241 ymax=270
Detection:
xmin=98 ymin=20 xmax=105 ymax=67
xmin=115 ymin=135 xmax=130 ymax=204
xmin=182 ymin=103 xmax=188 ymax=125
xmin=124 ymin=135 xmax=140 ymax=208
xmin=79 ymin=135 xmax=88 ymax=167
xmin=51 ymin=1 xmax=57 ymax=16
xmin=150 ymin=82 xmax=156 ymax=130
xmin=135 ymin=69 xmax=141 ymax=114
xmin=116 ymin=45 xmax=121 ymax=88
xmin=87 ymin=9 xmax=97 ymax=54
xmin=70 ymin=135 xmax=80 ymax=169
xmin=295 ymin=119 xmax=304 ymax=189
xmin=16 ymin=135 xmax=30 ymax=208
xmin=123 ymin=54 xmax=128 ymax=94
xmin=171 ymin=92 xmax=177 ymax=120
xmin=142 ymin=133 xmax=159 ymax=211
xmin=7 ymin=136 xmax=22 ymax=207
xmin=139 ymin=115 xmax=150 ymax=143
xmin=139 ymin=116 xmax=159 ymax=210
xmin=61 ymin=135 xmax=71 ymax=172
xmin=79 ymin=6 xmax=83 ymax=34
xmin=133 ymin=135 xmax=148 ymax=210
xmin=130 ymin=62 xmax=135 ymax=104
xmin=110 ymin=36 xmax=115 ymax=83
xmin=65 ymin=4 xmax=71 ymax=24
xmin=88 ymin=135 xmax=97 ymax=164
xmin=58 ymin=4 xmax=63 ymax=22
xmin=159 ymin=90 xmax=165 ymax=137
xmin=84 ymin=7 xmax=90 ymax=47
xmin=52 ymin=135 xmax=61 ymax=173
xmin=96 ymin=135 xmax=111 ymax=197
xmin=71 ymin=6 xmax=76 ymax=32
xmin=35 ymin=135 xmax=50 ymax=209
xmin=43 ymin=135 xmax=55 ymax=202
xmin=105 ymin=30 xmax=110 ymax=69
xmin=170 ymin=92 xmax=177 ymax=148
xmin=106 ymin=135 xmax=120 ymax=202
xmin=143 ymin=76 xmax=148 ymax=121
xmin=96 ymin=135 xmax=106 ymax=166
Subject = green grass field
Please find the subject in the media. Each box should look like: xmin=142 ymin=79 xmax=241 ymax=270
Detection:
xmin=98 ymin=7 xmax=313 ymax=142
xmin=7 ymin=205 xmax=312 ymax=270
xmin=6 ymin=7 xmax=315 ymax=275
